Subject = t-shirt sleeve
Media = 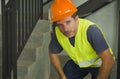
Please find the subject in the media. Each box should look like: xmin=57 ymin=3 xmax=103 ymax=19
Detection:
xmin=49 ymin=31 xmax=63 ymax=54
xmin=87 ymin=25 xmax=109 ymax=54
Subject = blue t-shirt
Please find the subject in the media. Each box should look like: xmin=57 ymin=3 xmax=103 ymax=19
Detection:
xmin=49 ymin=25 xmax=109 ymax=54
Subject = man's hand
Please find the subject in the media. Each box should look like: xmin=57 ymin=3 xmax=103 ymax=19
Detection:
xmin=97 ymin=49 xmax=115 ymax=79
xmin=59 ymin=75 xmax=67 ymax=79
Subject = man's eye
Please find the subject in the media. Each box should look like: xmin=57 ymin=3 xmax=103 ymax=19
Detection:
xmin=66 ymin=21 xmax=71 ymax=25
xmin=57 ymin=24 xmax=63 ymax=27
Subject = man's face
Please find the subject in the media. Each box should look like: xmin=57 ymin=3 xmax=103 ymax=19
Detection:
xmin=56 ymin=15 xmax=79 ymax=38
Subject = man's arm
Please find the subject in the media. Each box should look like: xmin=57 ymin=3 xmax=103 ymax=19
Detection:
xmin=49 ymin=52 xmax=67 ymax=79
xmin=96 ymin=49 xmax=115 ymax=79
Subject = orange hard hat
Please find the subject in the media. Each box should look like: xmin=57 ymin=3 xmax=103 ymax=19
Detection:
xmin=50 ymin=0 xmax=77 ymax=22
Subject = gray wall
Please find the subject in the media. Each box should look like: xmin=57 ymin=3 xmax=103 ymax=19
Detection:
xmin=86 ymin=1 xmax=118 ymax=57
xmin=86 ymin=2 xmax=118 ymax=78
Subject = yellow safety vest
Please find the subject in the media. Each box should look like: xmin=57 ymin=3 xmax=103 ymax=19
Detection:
xmin=55 ymin=18 xmax=113 ymax=68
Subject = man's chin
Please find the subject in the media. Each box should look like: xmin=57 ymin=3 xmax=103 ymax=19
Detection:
xmin=66 ymin=34 xmax=74 ymax=38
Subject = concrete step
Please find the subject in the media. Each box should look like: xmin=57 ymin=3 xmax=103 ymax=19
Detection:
xmin=33 ymin=20 xmax=50 ymax=34
xmin=27 ymin=32 xmax=51 ymax=79
xmin=17 ymin=48 xmax=36 ymax=77
xmin=17 ymin=65 xmax=28 ymax=79
xmin=18 ymin=48 xmax=36 ymax=61
xmin=17 ymin=47 xmax=37 ymax=79
xmin=24 ymin=19 xmax=50 ymax=50
xmin=27 ymin=33 xmax=43 ymax=47
xmin=19 ymin=20 xmax=50 ymax=61
xmin=17 ymin=21 xmax=50 ymax=79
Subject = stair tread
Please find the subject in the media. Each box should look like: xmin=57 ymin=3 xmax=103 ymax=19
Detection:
xmin=19 ymin=48 xmax=36 ymax=61
xmin=18 ymin=60 xmax=34 ymax=67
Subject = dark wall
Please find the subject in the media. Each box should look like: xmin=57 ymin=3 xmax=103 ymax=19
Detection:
xmin=77 ymin=0 xmax=114 ymax=18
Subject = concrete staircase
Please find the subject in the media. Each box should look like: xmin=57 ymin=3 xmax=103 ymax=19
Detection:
xmin=16 ymin=20 xmax=51 ymax=79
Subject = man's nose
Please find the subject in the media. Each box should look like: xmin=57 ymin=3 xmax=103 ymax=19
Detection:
xmin=63 ymin=25 xmax=69 ymax=31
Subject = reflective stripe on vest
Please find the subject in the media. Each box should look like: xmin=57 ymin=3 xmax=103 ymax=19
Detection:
xmin=78 ymin=56 xmax=102 ymax=67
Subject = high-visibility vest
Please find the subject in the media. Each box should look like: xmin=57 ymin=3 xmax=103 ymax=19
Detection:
xmin=55 ymin=18 xmax=114 ymax=68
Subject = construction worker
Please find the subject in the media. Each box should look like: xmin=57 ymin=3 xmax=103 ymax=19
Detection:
xmin=48 ymin=0 xmax=115 ymax=79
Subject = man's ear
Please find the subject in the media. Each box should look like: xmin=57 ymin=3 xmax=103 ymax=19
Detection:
xmin=75 ymin=15 xmax=79 ymax=20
